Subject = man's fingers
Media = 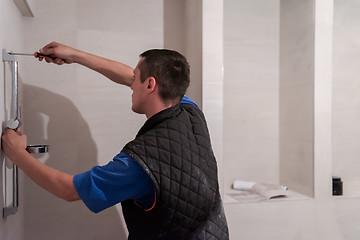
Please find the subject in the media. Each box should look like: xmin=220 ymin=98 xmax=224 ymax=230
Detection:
xmin=16 ymin=128 xmax=22 ymax=135
xmin=3 ymin=128 xmax=12 ymax=134
xmin=45 ymin=58 xmax=53 ymax=63
xmin=40 ymin=41 xmax=58 ymax=55
xmin=3 ymin=127 xmax=22 ymax=136
xmin=54 ymin=58 xmax=62 ymax=64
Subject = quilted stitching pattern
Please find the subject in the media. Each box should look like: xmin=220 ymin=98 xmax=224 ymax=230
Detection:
xmin=123 ymin=104 xmax=229 ymax=239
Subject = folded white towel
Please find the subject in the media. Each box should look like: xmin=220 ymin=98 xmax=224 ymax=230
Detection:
xmin=232 ymin=180 xmax=256 ymax=191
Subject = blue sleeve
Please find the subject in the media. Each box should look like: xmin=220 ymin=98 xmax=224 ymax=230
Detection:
xmin=181 ymin=95 xmax=199 ymax=108
xmin=73 ymin=152 xmax=154 ymax=213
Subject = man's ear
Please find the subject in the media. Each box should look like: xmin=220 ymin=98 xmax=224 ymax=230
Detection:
xmin=146 ymin=77 xmax=156 ymax=92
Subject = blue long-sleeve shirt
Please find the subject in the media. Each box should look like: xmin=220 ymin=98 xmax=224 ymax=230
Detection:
xmin=73 ymin=96 xmax=198 ymax=213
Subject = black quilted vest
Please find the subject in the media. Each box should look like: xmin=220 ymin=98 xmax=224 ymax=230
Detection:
xmin=121 ymin=103 xmax=229 ymax=240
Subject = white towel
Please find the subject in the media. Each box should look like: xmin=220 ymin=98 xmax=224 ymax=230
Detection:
xmin=232 ymin=180 xmax=256 ymax=191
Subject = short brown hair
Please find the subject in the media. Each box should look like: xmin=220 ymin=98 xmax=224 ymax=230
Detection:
xmin=139 ymin=49 xmax=190 ymax=102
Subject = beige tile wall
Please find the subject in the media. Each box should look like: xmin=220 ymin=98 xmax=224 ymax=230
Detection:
xmin=279 ymin=0 xmax=315 ymax=197
xmin=19 ymin=0 xmax=163 ymax=239
xmin=0 ymin=0 xmax=26 ymax=239
xmin=332 ymin=0 xmax=360 ymax=197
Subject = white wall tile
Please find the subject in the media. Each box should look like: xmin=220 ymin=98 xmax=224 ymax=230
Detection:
xmin=19 ymin=0 xmax=163 ymax=239
xmin=279 ymin=0 xmax=315 ymax=197
xmin=332 ymin=0 xmax=360 ymax=197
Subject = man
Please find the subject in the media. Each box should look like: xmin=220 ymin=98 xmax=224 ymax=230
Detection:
xmin=2 ymin=42 xmax=229 ymax=239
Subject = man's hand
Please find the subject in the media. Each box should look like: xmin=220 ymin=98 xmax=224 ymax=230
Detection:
xmin=38 ymin=42 xmax=79 ymax=65
xmin=2 ymin=128 xmax=79 ymax=202
xmin=1 ymin=128 xmax=28 ymax=162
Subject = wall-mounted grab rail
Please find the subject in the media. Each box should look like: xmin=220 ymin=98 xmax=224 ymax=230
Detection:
xmin=2 ymin=49 xmax=49 ymax=219
xmin=2 ymin=49 xmax=20 ymax=219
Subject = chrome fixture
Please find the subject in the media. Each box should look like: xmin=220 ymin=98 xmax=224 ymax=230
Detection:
xmin=2 ymin=49 xmax=49 ymax=219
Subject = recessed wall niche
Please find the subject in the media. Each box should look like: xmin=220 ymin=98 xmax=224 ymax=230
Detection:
xmin=223 ymin=0 xmax=315 ymax=201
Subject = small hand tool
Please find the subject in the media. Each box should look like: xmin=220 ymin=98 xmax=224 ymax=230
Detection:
xmin=8 ymin=51 xmax=57 ymax=60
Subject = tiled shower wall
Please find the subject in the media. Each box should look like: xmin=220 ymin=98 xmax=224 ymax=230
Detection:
xmin=279 ymin=0 xmax=315 ymax=197
xmin=332 ymin=0 xmax=360 ymax=198
xmin=2 ymin=0 xmax=360 ymax=239
xmin=0 ymin=0 xmax=25 ymax=239
xmin=20 ymin=0 xmax=163 ymax=239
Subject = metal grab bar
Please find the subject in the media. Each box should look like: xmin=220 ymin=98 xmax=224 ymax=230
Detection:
xmin=2 ymin=49 xmax=49 ymax=220
xmin=12 ymin=61 xmax=18 ymax=120
xmin=2 ymin=49 xmax=20 ymax=219
xmin=3 ymin=165 xmax=18 ymax=219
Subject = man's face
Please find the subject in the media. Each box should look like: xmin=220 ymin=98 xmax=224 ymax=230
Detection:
xmin=130 ymin=58 xmax=147 ymax=114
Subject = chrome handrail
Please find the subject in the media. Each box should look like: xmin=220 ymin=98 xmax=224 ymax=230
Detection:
xmin=2 ymin=49 xmax=19 ymax=219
